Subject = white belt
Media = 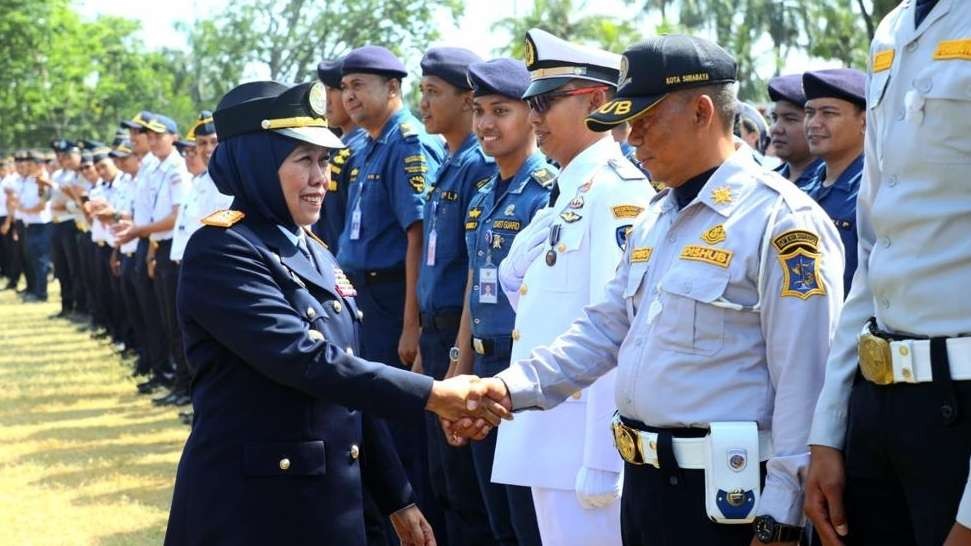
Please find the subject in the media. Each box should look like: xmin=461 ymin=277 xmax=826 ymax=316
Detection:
xmin=888 ymin=337 xmax=971 ymax=384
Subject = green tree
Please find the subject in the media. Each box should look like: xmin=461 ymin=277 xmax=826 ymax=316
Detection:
xmin=0 ymin=0 xmax=194 ymax=149
xmin=180 ymin=0 xmax=464 ymax=110
xmin=491 ymin=0 xmax=643 ymax=57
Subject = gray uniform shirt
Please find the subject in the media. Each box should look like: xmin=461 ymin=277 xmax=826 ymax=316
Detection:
xmin=499 ymin=149 xmax=845 ymax=524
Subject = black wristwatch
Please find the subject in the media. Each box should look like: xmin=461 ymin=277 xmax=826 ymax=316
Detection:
xmin=753 ymin=515 xmax=802 ymax=543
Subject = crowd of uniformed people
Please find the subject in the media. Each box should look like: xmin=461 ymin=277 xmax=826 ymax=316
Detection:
xmin=1 ymin=1 xmax=969 ymax=545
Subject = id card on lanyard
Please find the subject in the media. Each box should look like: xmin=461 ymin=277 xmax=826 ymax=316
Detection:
xmin=425 ymin=200 xmax=438 ymax=266
xmin=478 ymin=228 xmax=498 ymax=304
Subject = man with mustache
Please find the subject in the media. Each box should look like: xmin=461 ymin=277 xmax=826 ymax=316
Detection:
xmin=767 ymin=74 xmax=822 ymax=192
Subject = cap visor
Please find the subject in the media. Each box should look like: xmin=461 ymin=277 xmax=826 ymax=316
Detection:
xmin=522 ymin=77 xmax=572 ymax=99
xmin=273 ymin=127 xmax=346 ymax=149
xmin=585 ymin=94 xmax=666 ymax=132
xmin=120 ymin=121 xmax=140 ymax=129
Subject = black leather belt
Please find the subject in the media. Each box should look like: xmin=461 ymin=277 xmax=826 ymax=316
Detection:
xmin=363 ymin=267 xmax=406 ymax=285
xmin=421 ymin=309 xmax=462 ymax=332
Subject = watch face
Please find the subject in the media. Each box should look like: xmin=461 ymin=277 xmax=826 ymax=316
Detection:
xmin=448 ymin=347 xmax=460 ymax=361
xmin=754 ymin=516 xmax=774 ymax=542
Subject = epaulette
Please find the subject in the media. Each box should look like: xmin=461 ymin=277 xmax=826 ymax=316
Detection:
xmin=606 ymin=158 xmax=646 ymax=181
xmin=399 ymin=122 xmax=418 ymax=138
xmin=201 ymin=210 xmax=245 ymax=228
xmin=530 ymin=167 xmax=556 ymax=188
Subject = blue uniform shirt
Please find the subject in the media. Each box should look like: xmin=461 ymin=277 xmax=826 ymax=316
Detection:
xmin=775 ymin=157 xmax=824 ymax=192
xmin=465 ymin=152 xmax=555 ymax=338
xmin=336 ymin=109 xmax=445 ymax=272
xmin=418 ymin=133 xmax=496 ymax=313
xmin=315 ymin=126 xmax=367 ymax=253
xmin=805 ymin=154 xmax=863 ymax=294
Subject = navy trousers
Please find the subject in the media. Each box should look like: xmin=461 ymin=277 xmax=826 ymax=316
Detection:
xmin=23 ymin=222 xmax=52 ymax=299
xmin=135 ymin=238 xmax=172 ymax=382
xmin=419 ymin=313 xmax=495 ymax=546
xmin=471 ymin=350 xmax=542 ymax=546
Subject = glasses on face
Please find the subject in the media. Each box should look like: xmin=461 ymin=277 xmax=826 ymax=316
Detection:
xmin=526 ymin=86 xmax=609 ymax=115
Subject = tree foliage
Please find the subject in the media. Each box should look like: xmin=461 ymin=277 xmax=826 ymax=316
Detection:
xmin=492 ymin=0 xmax=643 ymax=56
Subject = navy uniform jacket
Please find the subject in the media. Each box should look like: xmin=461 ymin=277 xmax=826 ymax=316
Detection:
xmin=336 ymin=109 xmax=445 ymax=272
xmin=465 ymin=152 xmax=554 ymax=340
xmin=805 ymin=154 xmax=863 ymax=293
xmin=418 ymin=133 xmax=496 ymax=314
xmin=314 ymin=127 xmax=367 ymax=254
xmin=775 ymin=157 xmax=824 ymax=192
xmin=165 ymin=215 xmax=434 ymax=546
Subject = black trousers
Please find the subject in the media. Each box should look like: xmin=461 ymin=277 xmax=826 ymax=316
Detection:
xmin=50 ymin=221 xmax=78 ymax=312
xmin=0 ymin=216 xmax=9 ymax=279
xmin=419 ymin=312 xmax=495 ymax=546
xmin=77 ymin=235 xmax=99 ymax=323
xmin=155 ymin=240 xmax=187 ymax=392
xmin=69 ymin=228 xmax=87 ymax=313
xmin=120 ymin=252 xmax=149 ymax=373
xmin=134 ymin=238 xmax=171 ymax=381
xmin=95 ymin=244 xmax=124 ymax=340
xmin=843 ymin=352 xmax=971 ymax=546
xmin=4 ymin=220 xmax=24 ymax=286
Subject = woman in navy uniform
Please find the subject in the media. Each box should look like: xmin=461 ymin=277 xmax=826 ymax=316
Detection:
xmin=164 ymin=80 xmax=506 ymax=546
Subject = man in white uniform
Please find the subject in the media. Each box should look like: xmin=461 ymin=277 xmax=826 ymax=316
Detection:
xmin=493 ymin=28 xmax=654 ymax=546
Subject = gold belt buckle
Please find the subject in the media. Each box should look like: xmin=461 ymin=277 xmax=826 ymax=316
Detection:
xmin=859 ymin=333 xmax=894 ymax=385
xmin=472 ymin=338 xmax=485 ymax=355
xmin=611 ymin=416 xmax=646 ymax=466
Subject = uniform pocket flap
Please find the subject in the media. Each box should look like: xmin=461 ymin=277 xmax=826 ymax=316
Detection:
xmin=557 ymin=224 xmax=585 ymax=253
xmin=659 ymin=268 xmax=729 ymax=304
xmin=242 ymin=440 xmax=326 ymax=477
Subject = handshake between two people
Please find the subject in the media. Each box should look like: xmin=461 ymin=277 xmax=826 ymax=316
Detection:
xmin=424 ymin=375 xmax=513 ymax=445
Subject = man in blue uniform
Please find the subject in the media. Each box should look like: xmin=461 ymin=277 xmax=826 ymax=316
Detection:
xmin=447 ymin=57 xmax=555 ymax=546
xmin=416 ymin=46 xmax=496 ymax=546
xmin=337 ymin=45 xmax=446 ymax=542
xmin=314 ymin=56 xmax=368 ymax=253
xmin=802 ymin=68 xmax=866 ymax=294
xmin=767 ymin=74 xmax=822 ymax=192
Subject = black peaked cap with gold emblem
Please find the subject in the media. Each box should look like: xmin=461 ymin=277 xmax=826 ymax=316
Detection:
xmin=213 ymin=81 xmax=344 ymax=149
xmin=586 ymin=35 xmax=737 ymax=132
xmin=522 ymin=28 xmax=622 ymax=99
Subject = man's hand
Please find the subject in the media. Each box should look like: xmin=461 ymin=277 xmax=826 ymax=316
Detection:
xmin=426 ymin=375 xmax=512 ymax=429
xmin=944 ymin=522 xmax=971 ymax=546
xmin=398 ymin=322 xmax=420 ymax=367
xmin=112 ymin=219 xmax=140 ymax=245
xmin=411 ymin=349 xmax=423 ymax=374
xmin=389 ymin=504 xmax=437 ymax=546
xmin=804 ymin=445 xmax=848 ymax=546
xmin=147 ymin=257 xmax=156 ymax=280
xmin=575 ymin=466 xmax=622 ymax=509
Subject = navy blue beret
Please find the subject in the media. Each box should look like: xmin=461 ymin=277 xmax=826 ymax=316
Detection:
xmin=467 ymin=58 xmax=530 ymax=100
xmin=421 ymin=47 xmax=482 ymax=90
xmin=342 ymin=45 xmax=408 ymax=79
xmin=803 ymin=68 xmax=866 ymax=108
xmin=767 ymin=73 xmax=807 ymax=106
xmin=317 ymin=57 xmax=344 ymax=88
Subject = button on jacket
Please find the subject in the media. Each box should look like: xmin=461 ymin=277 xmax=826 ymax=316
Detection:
xmin=499 ymin=149 xmax=844 ymax=524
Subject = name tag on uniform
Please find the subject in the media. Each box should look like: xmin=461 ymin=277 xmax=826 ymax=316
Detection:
xmin=349 ymin=207 xmax=362 ymax=240
xmin=933 ymin=39 xmax=971 ymax=61
xmin=426 ymin=229 xmax=437 ymax=266
xmin=479 ymin=266 xmax=498 ymax=304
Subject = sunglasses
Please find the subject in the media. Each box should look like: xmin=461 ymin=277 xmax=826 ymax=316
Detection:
xmin=526 ymin=86 xmax=609 ymax=114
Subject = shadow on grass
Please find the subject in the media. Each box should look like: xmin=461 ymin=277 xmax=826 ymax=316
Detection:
xmin=95 ymin=525 xmax=169 ymax=546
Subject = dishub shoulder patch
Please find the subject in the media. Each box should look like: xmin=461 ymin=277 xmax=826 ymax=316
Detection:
xmin=201 ymin=210 xmax=245 ymax=228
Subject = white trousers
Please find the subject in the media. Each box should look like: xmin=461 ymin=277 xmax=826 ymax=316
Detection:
xmin=531 ymin=486 xmax=622 ymax=546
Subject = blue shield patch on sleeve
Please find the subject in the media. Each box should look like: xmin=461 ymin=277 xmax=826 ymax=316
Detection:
xmin=616 ymin=224 xmax=633 ymax=250
xmin=779 ymin=249 xmax=826 ymax=299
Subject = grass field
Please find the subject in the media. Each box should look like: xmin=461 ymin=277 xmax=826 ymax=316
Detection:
xmin=0 ymin=282 xmax=188 ymax=545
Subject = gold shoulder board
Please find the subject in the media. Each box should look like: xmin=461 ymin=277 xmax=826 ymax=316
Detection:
xmin=201 ymin=210 xmax=245 ymax=228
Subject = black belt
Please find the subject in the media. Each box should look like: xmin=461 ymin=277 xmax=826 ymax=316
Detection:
xmin=421 ymin=308 xmax=462 ymax=332
xmin=472 ymin=336 xmax=513 ymax=358
xmin=362 ymin=267 xmax=406 ymax=285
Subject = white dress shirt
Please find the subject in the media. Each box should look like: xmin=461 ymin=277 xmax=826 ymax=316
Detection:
xmin=147 ymin=152 xmax=190 ymax=241
xmin=170 ymin=171 xmax=233 ymax=262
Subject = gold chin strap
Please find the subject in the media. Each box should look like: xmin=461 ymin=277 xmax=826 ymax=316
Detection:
xmin=260 ymin=116 xmax=328 ymax=130
xmin=186 ymin=117 xmax=214 ymax=140
xmin=530 ymin=66 xmax=588 ymax=80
